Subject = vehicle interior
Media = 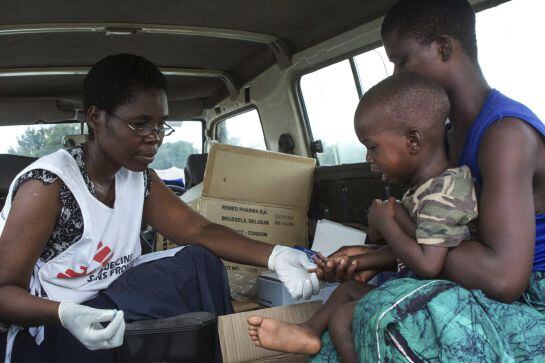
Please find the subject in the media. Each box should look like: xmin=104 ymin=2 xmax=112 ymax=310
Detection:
xmin=1 ymin=0 xmax=543 ymax=361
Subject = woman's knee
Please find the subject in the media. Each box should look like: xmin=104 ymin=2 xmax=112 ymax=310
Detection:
xmin=172 ymin=245 xmax=228 ymax=284
xmin=178 ymin=244 xmax=211 ymax=256
xmin=174 ymin=245 xmax=223 ymax=266
xmin=177 ymin=245 xmax=214 ymax=258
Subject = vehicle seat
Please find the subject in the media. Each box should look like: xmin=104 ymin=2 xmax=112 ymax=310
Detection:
xmin=0 ymin=154 xmax=38 ymax=209
xmin=62 ymin=134 xmax=88 ymax=148
xmin=184 ymin=153 xmax=208 ymax=190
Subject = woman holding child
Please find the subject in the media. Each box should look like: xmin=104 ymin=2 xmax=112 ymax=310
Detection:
xmin=318 ymin=0 xmax=545 ymax=361
xmin=249 ymin=0 xmax=545 ymax=361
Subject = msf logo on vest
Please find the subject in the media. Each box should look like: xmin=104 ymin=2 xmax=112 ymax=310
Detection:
xmin=56 ymin=242 xmax=113 ymax=278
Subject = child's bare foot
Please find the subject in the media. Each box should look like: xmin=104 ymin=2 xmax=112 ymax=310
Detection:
xmin=247 ymin=316 xmax=321 ymax=355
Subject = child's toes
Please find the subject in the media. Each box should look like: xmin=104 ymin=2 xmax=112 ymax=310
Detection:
xmin=247 ymin=315 xmax=262 ymax=326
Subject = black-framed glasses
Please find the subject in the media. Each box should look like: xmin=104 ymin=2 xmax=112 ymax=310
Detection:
xmin=109 ymin=113 xmax=175 ymax=137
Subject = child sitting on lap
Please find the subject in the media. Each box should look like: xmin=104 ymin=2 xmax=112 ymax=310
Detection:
xmin=247 ymin=72 xmax=478 ymax=363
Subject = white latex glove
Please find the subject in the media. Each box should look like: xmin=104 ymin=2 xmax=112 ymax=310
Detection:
xmin=58 ymin=302 xmax=125 ymax=350
xmin=268 ymin=245 xmax=320 ymax=300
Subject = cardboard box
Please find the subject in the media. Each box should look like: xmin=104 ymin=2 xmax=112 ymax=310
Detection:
xmin=179 ymin=143 xmax=316 ymax=300
xmin=218 ymin=301 xmax=322 ymax=363
xmin=155 ymin=143 xmax=316 ymax=301
xmin=257 ymin=271 xmax=339 ymax=308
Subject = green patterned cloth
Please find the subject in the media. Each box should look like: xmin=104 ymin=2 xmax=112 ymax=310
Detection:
xmin=311 ymin=272 xmax=545 ymax=362
xmin=402 ymin=165 xmax=478 ymax=248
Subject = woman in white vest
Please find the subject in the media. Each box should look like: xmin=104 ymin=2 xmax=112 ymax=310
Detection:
xmin=0 ymin=54 xmax=319 ymax=362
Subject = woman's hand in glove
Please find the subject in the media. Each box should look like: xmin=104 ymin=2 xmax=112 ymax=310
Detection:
xmin=58 ymin=302 xmax=125 ymax=350
xmin=268 ymin=245 xmax=320 ymax=300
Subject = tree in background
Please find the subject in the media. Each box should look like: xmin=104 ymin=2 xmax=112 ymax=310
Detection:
xmin=9 ymin=124 xmax=81 ymax=157
xmin=9 ymin=125 xmax=199 ymax=174
xmin=216 ymin=122 xmax=242 ymax=147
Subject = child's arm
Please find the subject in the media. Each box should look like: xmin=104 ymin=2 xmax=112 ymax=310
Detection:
xmin=368 ymin=198 xmax=448 ymax=278
xmin=351 ymin=246 xmax=398 ymax=282
xmin=351 ymin=246 xmax=397 ymax=271
xmin=393 ymin=202 xmax=417 ymax=238
xmin=367 ymin=224 xmax=384 ymax=243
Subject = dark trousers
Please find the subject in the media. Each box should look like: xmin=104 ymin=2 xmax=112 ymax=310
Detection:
xmin=1 ymin=245 xmax=233 ymax=362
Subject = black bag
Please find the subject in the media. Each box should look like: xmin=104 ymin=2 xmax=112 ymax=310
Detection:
xmin=117 ymin=312 xmax=216 ymax=363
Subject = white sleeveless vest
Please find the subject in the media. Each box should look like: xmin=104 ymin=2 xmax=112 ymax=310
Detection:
xmin=1 ymin=149 xmax=144 ymax=362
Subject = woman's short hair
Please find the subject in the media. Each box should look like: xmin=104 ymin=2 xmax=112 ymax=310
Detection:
xmin=382 ymin=0 xmax=478 ymax=62
xmin=83 ymin=53 xmax=167 ymax=113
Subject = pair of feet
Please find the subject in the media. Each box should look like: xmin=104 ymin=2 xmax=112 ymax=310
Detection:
xmin=247 ymin=316 xmax=322 ymax=355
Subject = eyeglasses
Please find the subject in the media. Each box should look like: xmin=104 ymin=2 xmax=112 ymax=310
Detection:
xmin=109 ymin=113 xmax=175 ymax=137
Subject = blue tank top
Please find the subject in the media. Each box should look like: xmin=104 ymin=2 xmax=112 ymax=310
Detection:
xmin=458 ymin=89 xmax=545 ymax=271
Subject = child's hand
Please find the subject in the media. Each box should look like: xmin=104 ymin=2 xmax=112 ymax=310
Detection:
xmin=311 ymin=252 xmax=336 ymax=275
xmin=368 ymin=197 xmax=396 ymax=232
xmin=311 ymin=252 xmax=328 ymax=270
xmin=329 ymin=253 xmax=378 ymax=283
xmin=314 ymin=253 xmax=358 ymax=282
xmin=307 ymin=252 xmax=327 ymax=273
xmin=314 ymin=252 xmax=378 ymax=283
xmin=316 ymin=246 xmax=380 ymax=282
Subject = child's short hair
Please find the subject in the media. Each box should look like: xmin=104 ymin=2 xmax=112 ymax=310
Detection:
xmin=354 ymin=72 xmax=449 ymax=140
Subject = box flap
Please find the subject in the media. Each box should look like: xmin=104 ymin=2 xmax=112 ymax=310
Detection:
xmin=218 ymin=301 xmax=322 ymax=363
xmin=202 ymin=143 xmax=316 ymax=210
